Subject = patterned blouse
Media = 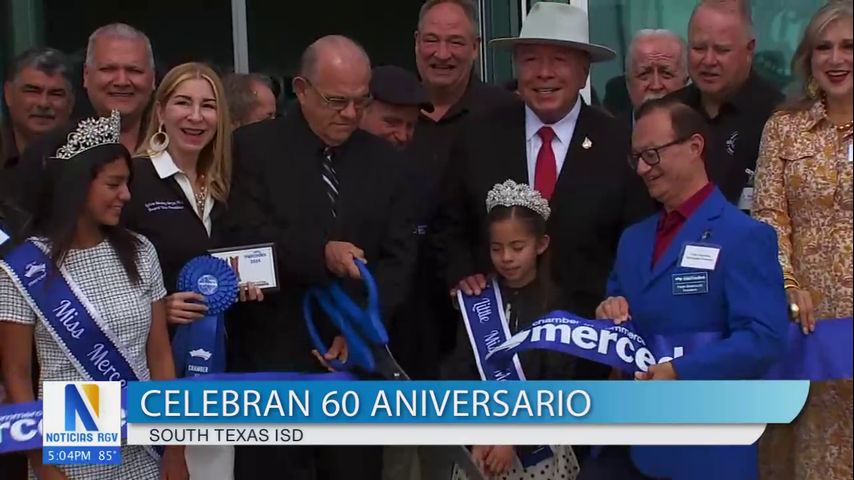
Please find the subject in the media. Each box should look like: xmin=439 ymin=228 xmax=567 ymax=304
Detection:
xmin=753 ymin=100 xmax=853 ymax=319
xmin=0 ymin=234 xmax=166 ymax=479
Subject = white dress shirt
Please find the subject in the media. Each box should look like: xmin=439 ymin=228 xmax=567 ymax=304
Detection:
xmin=148 ymin=156 xmax=229 ymax=479
xmin=524 ymin=96 xmax=582 ymax=186
xmin=150 ymin=150 xmax=213 ymax=235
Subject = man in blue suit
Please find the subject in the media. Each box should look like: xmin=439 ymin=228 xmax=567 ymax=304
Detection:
xmin=578 ymin=97 xmax=788 ymax=480
xmin=597 ymin=96 xmax=787 ymax=381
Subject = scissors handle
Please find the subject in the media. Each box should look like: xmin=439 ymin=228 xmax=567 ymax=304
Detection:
xmin=327 ymin=260 xmax=388 ymax=344
xmin=302 ymin=259 xmax=386 ymax=372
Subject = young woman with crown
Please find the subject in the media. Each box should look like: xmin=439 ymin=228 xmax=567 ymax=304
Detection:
xmin=443 ymin=179 xmax=580 ymax=480
xmin=0 ymin=111 xmax=187 ymax=479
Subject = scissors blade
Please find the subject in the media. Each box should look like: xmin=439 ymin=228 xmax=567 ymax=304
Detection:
xmin=372 ymin=345 xmax=411 ymax=380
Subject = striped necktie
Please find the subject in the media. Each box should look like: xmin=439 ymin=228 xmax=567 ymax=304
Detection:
xmin=321 ymin=147 xmax=339 ymax=218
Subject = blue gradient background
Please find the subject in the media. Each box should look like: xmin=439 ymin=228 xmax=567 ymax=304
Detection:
xmin=127 ymin=380 xmax=808 ymax=424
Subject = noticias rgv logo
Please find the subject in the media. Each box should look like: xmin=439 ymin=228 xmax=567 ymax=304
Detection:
xmin=43 ymin=384 xmax=108 ymax=444
xmin=66 ymin=384 xmax=100 ymax=431
xmin=42 ymin=381 xmax=122 ymax=465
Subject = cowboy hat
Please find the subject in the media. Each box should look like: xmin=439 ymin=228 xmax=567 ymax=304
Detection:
xmin=490 ymin=2 xmax=616 ymax=63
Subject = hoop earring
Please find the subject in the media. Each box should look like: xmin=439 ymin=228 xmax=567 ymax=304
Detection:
xmin=149 ymin=123 xmax=169 ymax=154
xmin=806 ymin=77 xmax=821 ymax=100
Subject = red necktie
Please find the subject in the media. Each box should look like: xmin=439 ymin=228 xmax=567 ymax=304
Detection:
xmin=534 ymin=126 xmax=557 ymax=200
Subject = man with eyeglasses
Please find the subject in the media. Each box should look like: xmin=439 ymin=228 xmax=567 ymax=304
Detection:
xmin=224 ymin=35 xmax=415 ymax=480
xmin=584 ymin=95 xmax=788 ymax=480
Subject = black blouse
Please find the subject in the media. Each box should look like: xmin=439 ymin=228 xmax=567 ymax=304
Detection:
xmin=122 ymin=156 xmax=225 ymax=294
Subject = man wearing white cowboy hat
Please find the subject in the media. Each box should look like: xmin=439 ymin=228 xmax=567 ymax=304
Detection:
xmin=433 ymin=4 xmax=652 ymax=475
xmin=434 ymin=0 xmax=653 ymax=384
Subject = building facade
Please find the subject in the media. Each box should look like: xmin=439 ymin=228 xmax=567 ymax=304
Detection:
xmin=1 ymin=0 xmax=825 ymax=117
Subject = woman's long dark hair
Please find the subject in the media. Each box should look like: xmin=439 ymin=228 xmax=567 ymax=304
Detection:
xmin=32 ymin=142 xmax=141 ymax=284
xmin=486 ymin=205 xmax=554 ymax=313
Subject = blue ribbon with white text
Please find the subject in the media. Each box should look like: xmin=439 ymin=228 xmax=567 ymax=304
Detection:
xmin=486 ymin=311 xmax=852 ymax=480
xmin=172 ymin=255 xmax=238 ymax=377
xmin=458 ymin=280 xmax=553 ymax=468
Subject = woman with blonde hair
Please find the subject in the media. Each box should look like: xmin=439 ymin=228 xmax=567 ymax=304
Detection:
xmin=122 ymin=62 xmax=261 ymax=479
xmin=753 ymin=1 xmax=853 ymax=479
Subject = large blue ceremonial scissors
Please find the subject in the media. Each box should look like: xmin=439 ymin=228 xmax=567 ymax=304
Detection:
xmin=303 ymin=259 xmax=408 ymax=378
xmin=303 ymin=259 xmax=485 ymax=480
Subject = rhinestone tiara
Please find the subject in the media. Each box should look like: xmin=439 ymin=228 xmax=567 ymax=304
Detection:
xmin=54 ymin=110 xmax=121 ymax=160
xmin=485 ymin=179 xmax=551 ymax=221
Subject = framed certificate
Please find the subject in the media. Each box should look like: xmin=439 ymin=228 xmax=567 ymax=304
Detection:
xmin=209 ymin=243 xmax=279 ymax=292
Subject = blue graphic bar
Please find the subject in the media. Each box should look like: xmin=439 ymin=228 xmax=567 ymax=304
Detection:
xmin=127 ymin=380 xmax=808 ymax=424
xmin=43 ymin=446 xmax=121 ymax=465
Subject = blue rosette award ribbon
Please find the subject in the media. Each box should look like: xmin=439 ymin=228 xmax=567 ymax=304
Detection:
xmin=172 ymin=255 xmax=239 ymax=377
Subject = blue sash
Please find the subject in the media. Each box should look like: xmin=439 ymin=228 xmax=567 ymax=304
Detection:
xmin=0 ymin=371 xmax=355 ymax=454
xmin=0 ymin=241 xmax=144 ymax=385
xmin=171 ymin=256 xmax=238 ymax=377
xmin=458 ymin=280 xmax=553 ymax=468
xmin=457 ymin=280 xmax=525 ymax=381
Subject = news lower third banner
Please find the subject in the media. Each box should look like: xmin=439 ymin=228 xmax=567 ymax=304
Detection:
xmin=122 ymin=380 xmax=809 ymax=446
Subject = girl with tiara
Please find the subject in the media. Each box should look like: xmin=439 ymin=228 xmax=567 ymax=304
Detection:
xmin=444 ymin=179 xmax=579 ymax=480
xmin=0 ymin=112 xmax=186 ymax=479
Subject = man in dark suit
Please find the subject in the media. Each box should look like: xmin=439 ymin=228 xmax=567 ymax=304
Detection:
xmin=433 ymin=1 xmax=651 ymax=375
xmin=224 ymin=35 xmax=415 ymax=480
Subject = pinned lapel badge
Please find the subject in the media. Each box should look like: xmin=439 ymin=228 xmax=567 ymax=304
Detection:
xmin=582 ymin=136 xmax=593 ymax=149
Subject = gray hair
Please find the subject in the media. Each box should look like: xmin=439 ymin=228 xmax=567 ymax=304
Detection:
xmin=691 ymin=0 xmax=755 ymax=41
xmin=625 ymin=29 xmax=688 ymax=77
xmin=6 ymin=47 xmax=73 ymax=88
xmin=223 ymin=73 xmax=275 ymax=125
xmin=417 ymin=0 xmax=479 ymax=37
xmin=85 ymin=23 xmax=154 ymax=68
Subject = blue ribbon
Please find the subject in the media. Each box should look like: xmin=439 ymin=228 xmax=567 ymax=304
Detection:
xmin=486 ymin=311 xmax=724 ymax=375
xmin=0 ymin=241 xmax=141 ymax=385
xmin=487 ymin=312 xmax=853 ymax=381
xmin=486 ymin=312 xmax=852 ymax=480
xmin=172 ymin=255 xmax=239 ymax=377
xmin=0 ymin=371 xmax=356 ymax=455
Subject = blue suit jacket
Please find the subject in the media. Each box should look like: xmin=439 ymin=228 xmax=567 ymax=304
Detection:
xmin=607 ymin=187 xmax=788 ymax=380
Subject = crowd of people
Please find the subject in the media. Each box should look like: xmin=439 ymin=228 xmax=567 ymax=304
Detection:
xmin=0 ymin=0 xmax=851 ymax=479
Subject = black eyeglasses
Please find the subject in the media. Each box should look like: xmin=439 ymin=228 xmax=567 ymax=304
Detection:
xmin=628 ymin=136 xmax=691 ymax=170
xmin=300 ymin=77 xmax=373 ymax=112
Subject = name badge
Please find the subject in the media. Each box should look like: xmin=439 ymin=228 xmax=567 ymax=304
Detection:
xmin=209 ymin=243 xmax=279 ymax=292
xmin=680 ymin=244 xmax=720 ymax=270
xmin=672 ymin=272 xmax=709 ymax=295
xmin=0 ymin=227 xmax=9 ymax=246
xmin=737 ymin=187 xmax=754 ymax=211
xmin=848 ymin=143 xmax=852 ymax=163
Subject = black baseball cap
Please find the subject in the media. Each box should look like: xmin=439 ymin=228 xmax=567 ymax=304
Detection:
xmin=370 ymin=65 xmax=434 ymax=112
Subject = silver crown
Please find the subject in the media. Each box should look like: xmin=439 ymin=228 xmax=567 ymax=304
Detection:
xmin=54 ymin=110 xmax=121 ymax=160
xmin=485 ymin=179 xmax=551 ymax=220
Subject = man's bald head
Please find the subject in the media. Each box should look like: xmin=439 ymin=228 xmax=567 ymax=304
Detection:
xmin=294 ymin=35 xmax=374 ymax=147
xmin=300 ymin=35 xmax=371 ymax=82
